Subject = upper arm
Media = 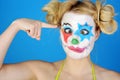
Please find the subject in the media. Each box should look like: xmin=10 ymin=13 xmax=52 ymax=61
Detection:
xmin=0 ymin=62 xmax=36 ymax=80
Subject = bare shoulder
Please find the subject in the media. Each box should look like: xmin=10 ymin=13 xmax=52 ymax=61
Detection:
xmin=25 ymin=60 xmax=64 ymax=71
xmin=25 ymin=60 xmax=54 ymax=68
xmin=94 ymin=64 xmax=120 ymax=80
xmin=24 ymin=60 xmax=57 ymax=79
xmin=24 ymin=60 xmax=56 ymax=72
xmin=25 ymin=60 xmax=64 ymax=69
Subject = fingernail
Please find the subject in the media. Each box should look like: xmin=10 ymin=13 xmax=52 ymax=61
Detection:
xmin=37 ymin=38 xmax=40 ymax=40
xmin=32 ymin=36 xmax=35 ymax=38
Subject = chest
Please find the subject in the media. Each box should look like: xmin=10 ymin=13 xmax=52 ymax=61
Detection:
xmin=35 ymin=72 xmax=114 ymax=80
xmin=34 ymin=67 xmax=113 ymax=80
xmin=36 ymin=71 xmax=94 ymax=80
xmin=58 ymin=72 xmax=94 ymax=80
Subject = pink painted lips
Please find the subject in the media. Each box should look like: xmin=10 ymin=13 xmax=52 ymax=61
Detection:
xmin=68 ymin=46 xmax=85 ymax=53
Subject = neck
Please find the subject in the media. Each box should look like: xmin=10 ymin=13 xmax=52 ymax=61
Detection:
xmin=63 ymin=56 xmax=92 ymax=76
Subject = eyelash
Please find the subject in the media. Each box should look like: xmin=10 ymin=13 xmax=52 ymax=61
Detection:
xmin=64 ymin=27 xmax=72 ymax=34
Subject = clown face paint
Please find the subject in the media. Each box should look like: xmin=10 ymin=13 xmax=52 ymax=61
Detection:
xmin=60 ymin=12 xmax=96 ymax=59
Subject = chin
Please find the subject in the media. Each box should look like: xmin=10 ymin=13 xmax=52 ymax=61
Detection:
xmin=62 ymin=45 xmax=93 ymax=60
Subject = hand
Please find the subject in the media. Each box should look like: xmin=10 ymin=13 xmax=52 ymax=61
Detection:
xmin=12 ymin=18 xmax=57 ymax=40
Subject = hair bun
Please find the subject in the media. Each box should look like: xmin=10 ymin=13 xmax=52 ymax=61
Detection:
xmin=42 ymin=1 xmax=61 ymax=25
xmin=42 ymin=0 xmax=77 ymax=26
xmin=100 ymin=5 xmax=114 ymax=22
xmin=96 ymin=1 xmax=117 ymax=34
xmin=99 ymin=20 xmax=117 ymax=34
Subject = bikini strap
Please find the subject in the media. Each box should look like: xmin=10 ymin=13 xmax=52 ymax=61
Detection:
xmin=92 ymin=63 xmax=97 ymax=80
xmin=55 ymin=60 xmax=65 ymax=80
xmin=55 ymin=60 xmax=97 ymax=80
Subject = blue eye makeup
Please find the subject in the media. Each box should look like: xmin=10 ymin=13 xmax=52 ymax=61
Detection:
xmin=74 ymin=23 xmax=94 ymax=41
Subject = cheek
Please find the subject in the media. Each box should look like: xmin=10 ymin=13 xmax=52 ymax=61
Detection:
xmin=61 ymin=29 xmax=72 ymax=43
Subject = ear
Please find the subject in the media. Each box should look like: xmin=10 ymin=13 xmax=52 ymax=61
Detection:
xmin=95 ymin=29 xmax=100 ymax=41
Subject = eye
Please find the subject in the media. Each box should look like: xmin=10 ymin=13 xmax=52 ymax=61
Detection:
xmin=80 ymin=29 xmax=89 ymax=35
xmin=64 ymin=28 xmax=72 ymax=34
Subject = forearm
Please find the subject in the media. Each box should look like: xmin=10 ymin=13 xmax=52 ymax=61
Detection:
xmin=0 ymin=22 xmax=20 ymax=68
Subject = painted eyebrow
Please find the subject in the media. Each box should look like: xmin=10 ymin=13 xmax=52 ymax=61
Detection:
xmin=63 ymin=23 xmax=72 ymax=27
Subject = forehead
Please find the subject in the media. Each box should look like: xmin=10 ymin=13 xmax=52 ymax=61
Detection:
xmin=61 ymin=12 xmax=95 ymax=27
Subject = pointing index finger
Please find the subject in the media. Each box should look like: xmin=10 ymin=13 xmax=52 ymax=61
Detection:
xmin=41 ymin=22 xmax=58 ymax=28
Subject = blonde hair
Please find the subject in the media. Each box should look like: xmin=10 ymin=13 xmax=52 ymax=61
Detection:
xmin=42 ymin=0 xmax=117 ymax=34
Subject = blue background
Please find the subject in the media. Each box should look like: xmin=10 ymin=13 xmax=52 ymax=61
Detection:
xmin=0 ymin=0 xmax=120 ymax=73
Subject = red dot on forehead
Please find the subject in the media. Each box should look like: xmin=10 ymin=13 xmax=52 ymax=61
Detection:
xmin=61 ymin=29 xmax=72 ymax=43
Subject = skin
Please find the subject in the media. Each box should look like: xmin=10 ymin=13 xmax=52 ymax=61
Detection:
xmin=0 ymin=16 xmax=120 ymax=80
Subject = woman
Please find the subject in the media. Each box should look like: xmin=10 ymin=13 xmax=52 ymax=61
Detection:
xmin=0 ymin=0 xmax=120 ymax=80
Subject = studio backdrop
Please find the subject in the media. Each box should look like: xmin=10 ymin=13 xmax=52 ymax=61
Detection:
xmin=0 ymin=0 xmax=120 ymax=73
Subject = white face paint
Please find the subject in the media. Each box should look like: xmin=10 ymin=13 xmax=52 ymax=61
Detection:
xmin=60 ymin=12 xmax=96 ymax=59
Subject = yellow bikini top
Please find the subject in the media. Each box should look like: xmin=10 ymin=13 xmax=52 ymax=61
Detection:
xmin=55 ymin=60 xmax=96 ymax=80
